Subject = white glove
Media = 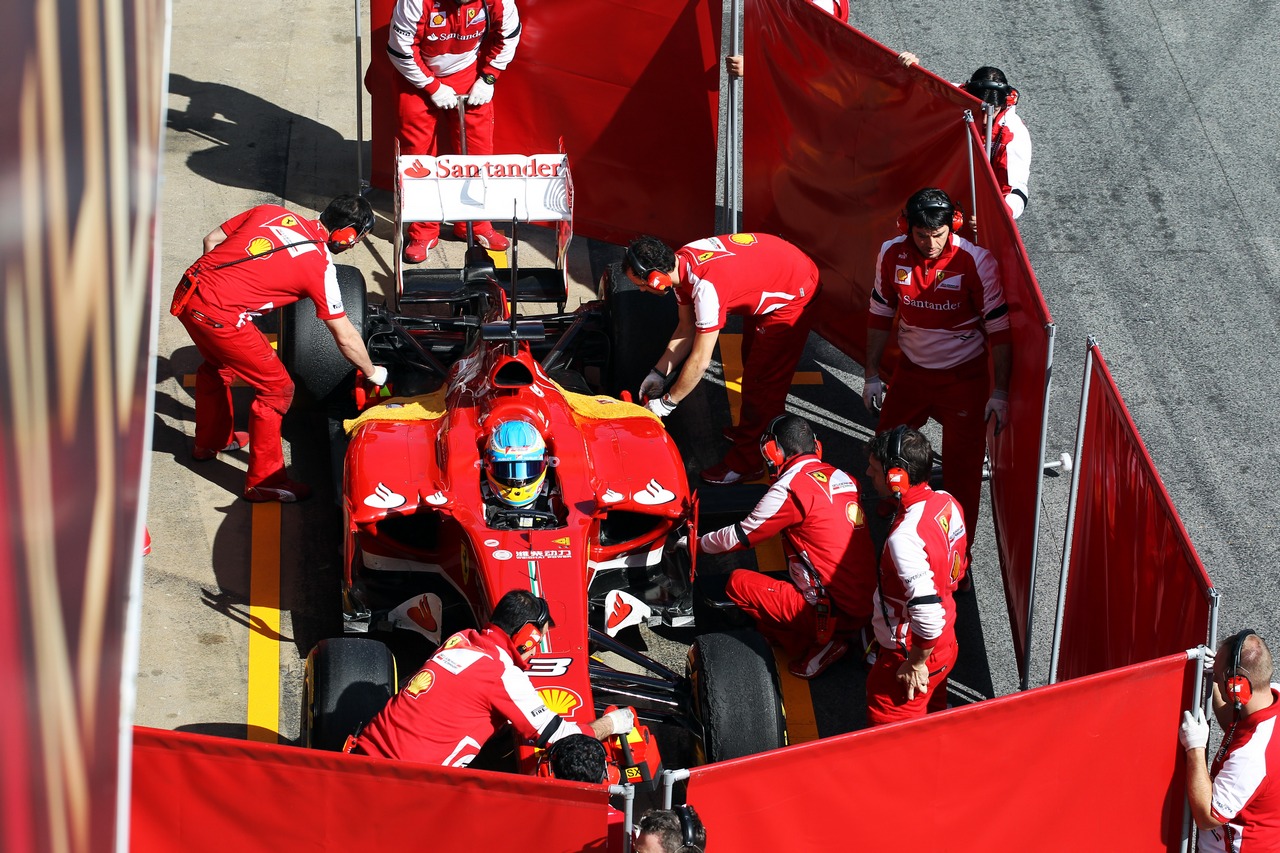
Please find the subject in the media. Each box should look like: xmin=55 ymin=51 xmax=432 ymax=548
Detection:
xmin=638 ymin=369 xmax=665 ymax=401
xmin=985 ymin=389 xmax=1010 ymax=433
xmin=368 ymin=365 xmax=388 ymax=387
xmin=468 ymin=77 xmax=494 ymax=107
xmin=1180 ymin=708 xmax=1209 ymax=750
xmin=1203 ymin=646 xmax=1216 ymax=673
xmin=646 ymin=395 xmax=677 ymax=417
xmin=862 ymin=376 xmax=885 ymax=414
xmin=429 ymin=83 xmax=458 ymax=110
xmin=604 ymin=708 xmax=635 ymax=736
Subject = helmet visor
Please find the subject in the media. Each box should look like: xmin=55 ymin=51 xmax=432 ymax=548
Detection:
xmin=491 ymin=458 xmax=546 ymax=488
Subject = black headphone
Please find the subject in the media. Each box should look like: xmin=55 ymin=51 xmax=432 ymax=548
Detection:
xmin=625 ymin=246 xmax=674 ymax=291
xmin=759 ymin=415 xmax=822 ymax=475
xmin=1227 ymin=629 xmax=1258 ymax=713
xmin=897 ymin=192 xmax=965 ymax=234
xmin=675 ymin=804 xmax=702 ymax=853
xmin=329 ymin=205 xmax=376 ymax=249
xmin=965 ymin=78 xmax=1018 ymax=107
xmin=884 ymin=425 xmax=910 ymax=499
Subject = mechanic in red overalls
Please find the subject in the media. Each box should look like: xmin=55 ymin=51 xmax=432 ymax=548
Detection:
xmin=172 ymin=194 xmax=385 ymax=503
xmin=695 ymin=415 xmax=876 ymax=679
xmin=862 ymin=188 xmax=1011 ymax=581
xmin=863 ymin=426 xmax=966 ymax=725
xmin=381 ymin=0 xmax=521 ymax=263
xmin=627 ymin=233 xmax=820 ymax=485
xmin=351 ymin=590 xmax=633 ymax=767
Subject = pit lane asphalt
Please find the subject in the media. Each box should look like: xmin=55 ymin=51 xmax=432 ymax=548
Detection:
xmin=140 ymin=0 xmax=1280 ymax=745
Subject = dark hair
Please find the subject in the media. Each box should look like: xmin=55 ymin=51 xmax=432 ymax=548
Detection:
xmin=965 ymin=66 xmax=1012 ymax=108
xmin=548 ymin=734 xmax=607 ymax=783
xmin=637 ymin=806 xmax=706 ymax=853
xmin=626 ymin=235 xmax=676 ymax=277
xmin=869 ymin=426 xmax=932 ymax=486
xmin=771 ymin=414 xmax=817 ymax=458
xmin=490 ymin=589 xmax=552 ymax=636
xmin=319 ymin=193 xmax=374 ymax=236
xmin=903 ymin=188 xmax=955 ymax=232
xmin=1218 ymin=631 xmax=1275 ymax=695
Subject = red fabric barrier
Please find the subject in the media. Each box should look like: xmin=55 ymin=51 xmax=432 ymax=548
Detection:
xmin=688 ymin=653 xmax=1192 ymax=851
xmin=741 ymin=0 xmax=1053 ymax=678
xmin=130 ymin=727 xmax=608 ymax=852
xmin=368 ymin=0 xmax=722 ymax=248
xmin=1056 ymin=346 xmax=1213 ymax=680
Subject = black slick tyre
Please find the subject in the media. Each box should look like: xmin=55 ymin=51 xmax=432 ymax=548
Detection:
xmin=304 ymin=637 xmax=397 ymax=751
xmin=687 ymin=629 xmax=787 ymax=763
xmin=279 ymin=264 xmax=369 ymax=407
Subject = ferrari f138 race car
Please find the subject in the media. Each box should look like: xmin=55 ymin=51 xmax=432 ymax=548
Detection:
xmin=281 ymin=146 xmax=786 ymax=778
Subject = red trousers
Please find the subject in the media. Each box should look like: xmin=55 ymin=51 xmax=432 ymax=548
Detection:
xmin=876 ymin=354 xmax=988 ymax=553
xmin=722 ymin=285 xmax=818 ymax=472
xmin=864 ymin=636 xmax=957 ymax=726
xmin=724 ymin=569 xmax=860 ymax=658
xmin=178 ymin=294 xmax=293 ymax=490
xmin=394 ymin=65 xmax=495 ymax=244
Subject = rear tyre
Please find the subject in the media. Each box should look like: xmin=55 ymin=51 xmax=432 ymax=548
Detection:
xmin=688 ymin=629 xmax=787 ymax=763
xmin=305 ymin=637 xmax=397 ymax=751
xmin=279 ymin=264 xmax=369 ymax=407
xmin=601 ymin=261 xmax=678 ymax=398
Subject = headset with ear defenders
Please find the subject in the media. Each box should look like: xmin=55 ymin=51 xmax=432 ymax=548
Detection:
xmin=965 ymin=78 xmax=1018 ymax=107
xmin=884 ymin=425 xmax=910 ymax=499
xmin=1227 ymin=628 xmax=1258 ymax=712
xmin=329 ymin=206 xmax=376 ymax=249
xmin=512 ymin=596 xmax=553 ymax=658
xmin=760 ymin=415 xmax=822 ymax=475
xmin=675 ymin=804 xmax=701 ymax=853
xmin=896 ymin=197 xmax=965 ymax=235
xmin=625 ymin=246 xmax=674 ymax=292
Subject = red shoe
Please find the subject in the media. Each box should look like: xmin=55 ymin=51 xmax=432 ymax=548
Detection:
xmin=788 ymin=638 xmax=849 ymax=680
xmin=243 ymin=479 xmax=312 ymax=503
xmin=403 ymin=237 xmax=438 ymax=264
xmin=699 ymin=461 xmax=767 ymax=486
xmin=453 ymin=222 xmax=509 ymax=251
xmin=192 ymin=431 xmax=250 ymax=461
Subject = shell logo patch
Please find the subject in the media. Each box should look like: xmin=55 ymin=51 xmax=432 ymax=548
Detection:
xmin=405 ymin=670 xmax=435 ymax=697
xmin=280 ymin=215 xmax=297 ymax=227
xmin=430 ymin=12 xmax=446 ymax=25
xmin=538 ymin=687 xmax=581 ymax=715
xmin=895 ymin=267 xmax=909 ymax=283
xmin=950 ymin=553 xmax=964 ymax=583
xmin=846 ymin=503 xmax=864 ymax=526
xmin=247 ymin=236 xmax=274 ymax=256
xmin=728 ymin=233 xmax=757 ymax=245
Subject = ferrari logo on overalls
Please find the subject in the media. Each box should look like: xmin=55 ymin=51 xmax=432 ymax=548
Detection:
xmin=697 ymin=251 xmax=715 ymax=261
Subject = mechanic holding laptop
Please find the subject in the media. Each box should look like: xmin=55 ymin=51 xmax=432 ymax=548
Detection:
xmin=350 ymin=590 xmax=633 ymax=767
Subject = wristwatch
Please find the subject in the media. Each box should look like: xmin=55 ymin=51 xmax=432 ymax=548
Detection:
xmin=480 ymin=72 xmax=496 ymax=85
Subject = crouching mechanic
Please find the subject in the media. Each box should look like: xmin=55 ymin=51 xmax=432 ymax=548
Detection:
xmin=351 ymin=590 xmax=632 ymax=766
xmin=1180 ymin=630 xmax=1280 ymax=850
xmin=172 ymin=194 xmax=386 ymax=503
xmin=627 ymin=233 xmax=820 ymax=485
xmin=695 ymin=415 xmax=876 ymax=679
xmin=864 ymin=426 xmax=967 ymax=725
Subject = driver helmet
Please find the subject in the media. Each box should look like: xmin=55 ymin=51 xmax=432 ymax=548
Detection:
xmin=485 ymin=420 xmax=547 ymax=507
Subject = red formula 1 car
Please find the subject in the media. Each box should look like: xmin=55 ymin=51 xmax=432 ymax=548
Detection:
xmin=280 ymin=149 xmax=787 ymax=778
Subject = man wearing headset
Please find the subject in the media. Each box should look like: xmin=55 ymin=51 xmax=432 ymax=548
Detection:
xmin=172 ymin=194 xmax=386 ymax=503
xmin=863 ymin=187 xmax=1010 ymax=583
xmin=351 ymin=590 xmax=633 ymax=767
xmin=693 ymin=415 xmax=876 ymax=679
xmin=383 ymin=0 xmax=521 ymax=263
xmin=1180 ymin=630 xmax=1280 ymax=849
xmin=893 ymin=62 xmax=1032 ymax=220
xmin=626 ymin=233 xmax=820 ymax=485
xmin=635 ymin=805 xmax=707 ymax=853
xmin=863 ymin=426 xmax=966 ymax=725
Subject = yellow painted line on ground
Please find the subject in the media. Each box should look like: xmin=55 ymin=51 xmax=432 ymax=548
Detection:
xmin=717 ymin=333 xmax=822 ymax=425
xmin=755 ymin=535 xmax=821 ymax=745
xmin=490 ymin=247 xmax=509 ymax=269
xmin=247 ymin=501 xmax=282 ymax=742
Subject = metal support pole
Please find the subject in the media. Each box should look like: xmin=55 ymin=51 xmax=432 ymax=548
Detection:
xmin=611 ymin=783 xmax=636 ymax=853
xmin=723 ymin=0 xmax=742 ymax=233
xmin=984 ymin=103 xmax=996 ymax=162
xmin=662 ymin=768 xmax=690 ymax=809
xmin=962 ymin=110 xmax=978 ymax=245
xmin=1018 ymin=324 xmax=1056 ymax=690
xmin=1181 ymin=645 xmax=1212 ymax=853
xmin=354 ymin=0 xmax=366 ymax=192
xmin=1049 ymin=337 xmax=1095 ymax=684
